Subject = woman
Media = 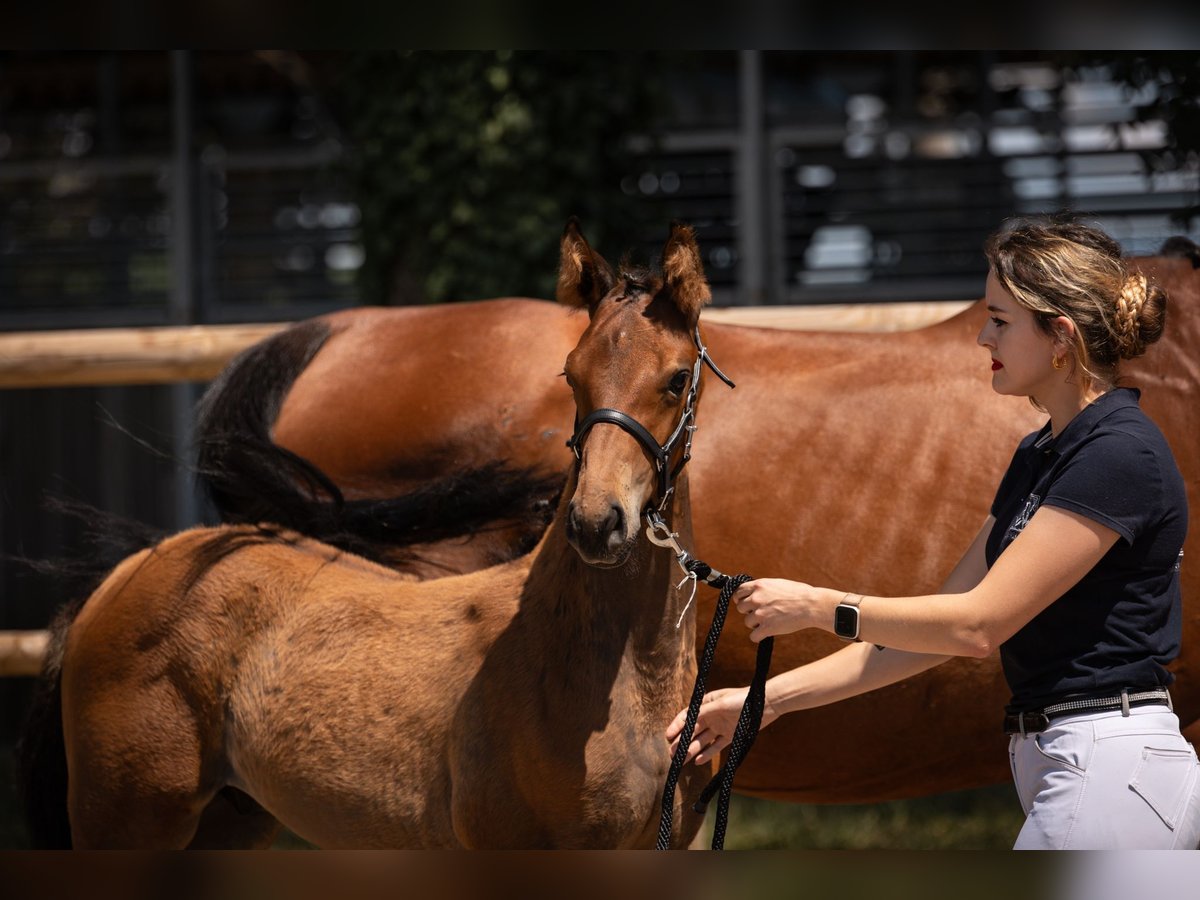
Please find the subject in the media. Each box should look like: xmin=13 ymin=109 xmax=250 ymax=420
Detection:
xmin=668 ymin=219 xmax=1200 ymax=849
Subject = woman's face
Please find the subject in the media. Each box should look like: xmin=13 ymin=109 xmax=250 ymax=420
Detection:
xmin=977 ymin=270 xmax=1059 ymax=399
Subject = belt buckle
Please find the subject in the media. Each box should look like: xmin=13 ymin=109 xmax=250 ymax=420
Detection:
xmin=1019 ymin=712 xmax=1049 ymax=736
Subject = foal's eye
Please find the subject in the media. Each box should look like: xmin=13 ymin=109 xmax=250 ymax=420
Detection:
xmin=668 ymin=370 xmax=690 ymax=395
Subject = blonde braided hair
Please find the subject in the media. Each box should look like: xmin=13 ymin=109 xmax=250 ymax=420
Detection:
xmin=1116 ymin=273 xmax=1149 ymax=358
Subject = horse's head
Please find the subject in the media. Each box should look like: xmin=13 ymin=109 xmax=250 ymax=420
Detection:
xmin=556 ymin=219 xmax=714 ymax=567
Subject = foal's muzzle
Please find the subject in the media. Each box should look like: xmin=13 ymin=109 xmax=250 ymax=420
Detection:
xmin=565 ymin=497 xmax=630 ymax=565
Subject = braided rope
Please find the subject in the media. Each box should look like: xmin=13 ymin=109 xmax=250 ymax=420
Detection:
xmin=695 ymin=631 xmax=774 ymax=849
xmin=656 ymin=571 xmax=756 ymax=850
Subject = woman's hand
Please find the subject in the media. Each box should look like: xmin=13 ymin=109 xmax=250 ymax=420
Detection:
xmin=666 ymin=687 xmax=781 ymax=765
xmin=733 ymin=577 xmax=827 ymax=642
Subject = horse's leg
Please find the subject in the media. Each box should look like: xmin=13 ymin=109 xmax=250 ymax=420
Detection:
xmin=65 ymin=684 xmax=215 ymax=849
xmin=187 ymin=788 xmax=281 ymax=850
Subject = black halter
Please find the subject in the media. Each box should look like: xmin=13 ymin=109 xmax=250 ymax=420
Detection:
xmin=565 ymin=327 xmax=735 ymax=508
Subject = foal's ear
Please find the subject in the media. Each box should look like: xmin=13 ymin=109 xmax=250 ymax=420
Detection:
xmin=556 ymin=218 xmax=615 ymax=312
xmin=661 ymin=221 xmax=711 ymax=326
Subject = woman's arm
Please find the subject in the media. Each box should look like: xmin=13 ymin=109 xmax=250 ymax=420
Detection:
xmin=667 ymin=516 xmax=995 ymax=765
xmin=739 ymin=505 xmax=1120 ymax=657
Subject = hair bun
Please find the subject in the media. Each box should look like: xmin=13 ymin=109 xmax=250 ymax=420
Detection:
xmin=1116 ymin=272 xmax=1167 ymax=359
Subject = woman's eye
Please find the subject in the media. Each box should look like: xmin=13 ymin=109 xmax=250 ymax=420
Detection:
xmin=991 ymin=317 xmax=1006 ymax=327
xmin=668 ymin=371 xmax=689 ymax=394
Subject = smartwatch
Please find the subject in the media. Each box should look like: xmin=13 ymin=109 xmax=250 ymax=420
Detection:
xmin=834 ymin=592 xmax=863 ymax=642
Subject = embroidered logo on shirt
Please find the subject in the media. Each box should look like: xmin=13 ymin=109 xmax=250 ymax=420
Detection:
xmin=1006 ymin=493 xmax=1041 ymax=543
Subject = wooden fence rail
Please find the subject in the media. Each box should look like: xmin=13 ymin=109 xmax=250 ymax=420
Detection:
xmin=0 ymin=631 xmax=49 ymax=677
xmin=0 ymin=322 xmax=289 ymax=389
xmin=0 ymin=301 xmax=972 ymax=389
xmin=0 ymin=299 xmax=975 ymax=675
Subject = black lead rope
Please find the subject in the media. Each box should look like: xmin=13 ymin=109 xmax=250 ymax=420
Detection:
xmin=696 ymin=626 xmax=774 ymax=849
xmin=655 ymin=566 xmax=773 ymax=850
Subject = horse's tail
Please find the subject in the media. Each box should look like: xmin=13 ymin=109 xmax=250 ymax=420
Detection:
xmin=14 ymin=501 xmax=164 ymax=849
xmin=195 ymin=317 xmax=565 ymax=571
xmin=1160 ymin=236 xmax=1200 ymax=269
xmin=194 ymin=318 xmax=346 ymax=524
xmin=15 ymin=595 xmax=83 ymax=848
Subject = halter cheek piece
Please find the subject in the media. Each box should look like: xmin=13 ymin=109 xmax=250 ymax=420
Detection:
xmin=564 ymin=326 xmax=735 ymax=509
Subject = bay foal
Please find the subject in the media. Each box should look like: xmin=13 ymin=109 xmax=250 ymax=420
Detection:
xmin=46 ymin=222 xmax=715 ymax=848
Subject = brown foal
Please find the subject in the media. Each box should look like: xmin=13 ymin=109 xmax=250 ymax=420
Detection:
xmin=50 ymin=223 xmax=718 ymax=848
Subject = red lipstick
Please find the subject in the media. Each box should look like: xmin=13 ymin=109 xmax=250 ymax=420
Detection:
xmin=991 ymin=359 xmax=1003 ymax=371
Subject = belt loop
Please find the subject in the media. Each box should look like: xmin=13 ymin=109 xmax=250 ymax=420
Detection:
xmin=1019 ymin=714 xmax=1026 ymax=738
xmin=1167 ymin=689 xmax=1174 ymax=712
xmin=1120 ymin=688 xmax=1131 ymax=717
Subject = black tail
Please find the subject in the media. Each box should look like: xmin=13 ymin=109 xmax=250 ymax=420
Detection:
xmin=195 ymin=318 xmax=343 ymax=523
xmin=1160 ymin=236 xmax=1200 ymax=268
xmin=194 ymin=317 xmax=565 ymax=571
xmin=15 ymin=596 xmax=83 ymax=848
xmin=13 ymin=500 xmax=165 ymax=849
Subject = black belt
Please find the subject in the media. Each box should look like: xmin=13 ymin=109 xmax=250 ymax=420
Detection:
xmin=1003 ymin=688 xmax=1173 ymax=736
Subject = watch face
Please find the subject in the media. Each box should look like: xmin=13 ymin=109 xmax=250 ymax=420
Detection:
xmin=834 ymin=604 xmax=860 ymax=640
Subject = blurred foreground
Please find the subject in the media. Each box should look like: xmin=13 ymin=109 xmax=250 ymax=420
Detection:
xmin=3 ymin=736 xmax=1023 ymax=850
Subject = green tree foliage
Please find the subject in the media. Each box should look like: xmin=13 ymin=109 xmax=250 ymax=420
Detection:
xmin=335 ymin=51 xmax=665 ymax=305
xmin=1087 ymin=52 xmax=1200 ymax=223
xmin=1104 ymin=52 xmax=1200 ymax=164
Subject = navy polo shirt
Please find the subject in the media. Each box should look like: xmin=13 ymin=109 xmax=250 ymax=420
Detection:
xmin=985 ymin=388 xmax=1188 ymax=712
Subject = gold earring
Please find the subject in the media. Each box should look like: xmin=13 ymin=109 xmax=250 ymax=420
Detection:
xmin=1052 ymin=354 xmax=1066 ymax=370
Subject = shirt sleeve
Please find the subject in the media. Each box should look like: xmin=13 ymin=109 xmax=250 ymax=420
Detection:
xmin=1041 ymin=430 xmax=1163 ymax=545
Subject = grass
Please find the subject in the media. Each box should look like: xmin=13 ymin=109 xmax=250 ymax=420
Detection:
xmin=716 ymin=785 xmax=1023 ymax=850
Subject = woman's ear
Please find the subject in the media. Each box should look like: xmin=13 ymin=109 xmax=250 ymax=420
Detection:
xmin=1050 ymin=315 xmax=1077 ymax=352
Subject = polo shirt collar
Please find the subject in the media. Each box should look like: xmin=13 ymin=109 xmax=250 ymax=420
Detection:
xmin=1032 ymin=387 xmax=1141 ymax=457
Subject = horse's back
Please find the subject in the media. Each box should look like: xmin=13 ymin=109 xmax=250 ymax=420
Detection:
xmin=273 ymin=299 xmax=585 ymax=492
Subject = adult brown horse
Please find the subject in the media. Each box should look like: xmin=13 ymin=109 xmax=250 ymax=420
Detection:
xmin=28 ymin=223 xmax=722 ymax=848
xmin=196 ymin=230 xmax=1200 ymax=803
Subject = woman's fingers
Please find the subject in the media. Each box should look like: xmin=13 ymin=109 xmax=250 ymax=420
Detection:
xmin=684 ymin=727 xmax=726 ymax=765
xmin=665 ymin=708 xmax=687 ymax=741
xmin=666 ymin=687 xmax=753 ymax=763
xmin=668 ymin=727 xmax=715 ymax=762
xmin=666 ymin=691 xmax=725 ymax=740
xmin=694 ymin=733 xmax=730 ymax=766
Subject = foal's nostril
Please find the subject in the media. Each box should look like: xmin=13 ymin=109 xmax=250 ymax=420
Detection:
xmin=566 ymin=502 xmax=581 ymax=540
xmin=604 ymin=503 xmax=625 ymax=543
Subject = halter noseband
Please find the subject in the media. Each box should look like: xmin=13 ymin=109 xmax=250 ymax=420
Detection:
xmin=565 ymin=326 xmax=735 ymax=508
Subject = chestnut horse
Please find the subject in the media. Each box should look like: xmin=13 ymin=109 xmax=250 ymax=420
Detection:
xmin=196 ymin=233 xmax=1200 ymax=803
xmin=29 ymin=223 xmax=721 ymax=848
